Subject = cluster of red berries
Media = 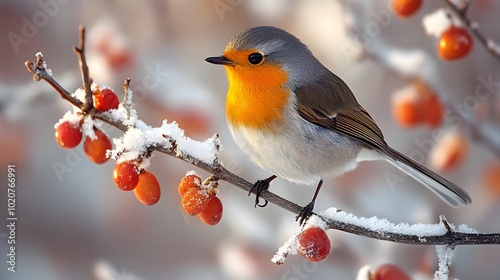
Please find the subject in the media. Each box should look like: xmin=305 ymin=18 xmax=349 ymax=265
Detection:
xmin=391 ymin=0 xmax=473 ymax=60
xmin=54 ymin=87 xmax=119 ymax=163
xmin=178 ymin=172 xmax=223 ymax=226
xmin=54 ymin=86 xmax=162 ymax=205
xmin=113 ymin=162 xmax=161 ymax=205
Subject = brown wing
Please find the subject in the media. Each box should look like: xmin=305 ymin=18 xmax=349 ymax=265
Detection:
xmin=295 ymin=73 xmax=394 ymax=158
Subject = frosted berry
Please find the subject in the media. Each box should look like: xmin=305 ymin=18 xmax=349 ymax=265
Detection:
xmin=297 ymin=227 xmax=330 ymax=262
xmin=178 ymin=174 xmax=202 ymax=196
xmin=83 ymin=129 xmax=112 ymax=164
xmin=181 ymin=188 xmax=209 ymax=216
xmin=94 ymin=87 xmax=119 ymax=111
xmin=113 ymin=161 xmax=140 ymax=191
xmin=55 ymin=121 xmax=82 ymax=149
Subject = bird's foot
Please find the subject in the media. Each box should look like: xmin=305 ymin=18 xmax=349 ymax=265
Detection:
xmin=295 ymin=201 xmax=315 ymax=226
xmin=249 ymin=175 xmax=277 ymax=208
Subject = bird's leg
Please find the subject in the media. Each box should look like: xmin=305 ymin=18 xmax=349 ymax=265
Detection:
xmin=296 ymin=179 xmax=323 ymax=226
xmin=249 ymin=175 xmax=277 ymax=208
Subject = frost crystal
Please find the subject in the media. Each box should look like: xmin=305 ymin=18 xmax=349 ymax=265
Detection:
xmin=434 ymin=245 xmax=454 ymax=280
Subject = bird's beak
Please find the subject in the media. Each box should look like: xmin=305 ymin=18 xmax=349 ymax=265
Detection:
xmin=205 ymin=56 xmax=235 ymax=65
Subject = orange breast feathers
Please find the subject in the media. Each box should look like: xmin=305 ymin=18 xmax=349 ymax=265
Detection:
xmin=223 ymin=49 xmax=290 ymax=129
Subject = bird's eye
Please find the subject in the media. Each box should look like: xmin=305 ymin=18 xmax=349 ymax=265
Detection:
xmin=248 ymin=53 xmax=263 ymax=65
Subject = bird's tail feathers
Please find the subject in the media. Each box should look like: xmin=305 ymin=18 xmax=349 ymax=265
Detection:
xmin=385 ymin=147 xmax=471 ymax=207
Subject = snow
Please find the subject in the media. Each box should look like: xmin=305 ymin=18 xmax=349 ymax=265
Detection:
xmin=54 ymin=110 xmax=83 ymax=129
xmin=385 ymin=49 xmax=427 ymax=77
xmin=82 ymin=116 xmax=97 ymax=140
xmin=109 ymin=118 xmax=219 ymax=168
xmin=434 ymin=245 xmax=454 ymax=280
xmin=34 ymin=52 xmax=53 ymax=76
xmin=101 ymin=86 xmax=220 ymax=167
xmin=73 ymin=87 xmax=87 ymax=103
xmin=322 ymin=208 xmax=450 ymax=238
xmin=457 ymin=224 xmax=478 ymax=234
xmin=271 ymin=231 xmax=298 ymax=265
xmin=106 ymin=104 xmax=137 ymax=126
xmin=355 ymin=265 xmax=371 ymax=280
xmin=423 ymin=9 xmax=452 ymax=38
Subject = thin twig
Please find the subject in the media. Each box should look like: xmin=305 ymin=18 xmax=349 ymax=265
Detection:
xmin=73 ymin=25 xmax=93 ymax=111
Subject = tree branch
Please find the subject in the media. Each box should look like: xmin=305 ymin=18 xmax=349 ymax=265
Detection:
xmin=24 ymin=26 xmax=500 ymax=266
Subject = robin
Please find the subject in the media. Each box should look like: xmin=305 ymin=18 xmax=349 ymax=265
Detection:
xmin=205 ymin=26 xmax=471 ymax=224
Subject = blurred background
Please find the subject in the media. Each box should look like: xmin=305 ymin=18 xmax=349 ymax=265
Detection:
xmin=1 ymin=0 xmax=500 ymax=279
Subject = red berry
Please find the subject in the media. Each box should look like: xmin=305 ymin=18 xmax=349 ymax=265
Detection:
xmin=371 ymin=264 xmax=411 ymax=280
xmin=199 ymin=195 xmax=223 ymax=225
xmin=134 ymin=171 xmax=161 ymax=205
xmin=94 ymin=87 xmax=119 ymax=111
xmin=178 ymin=174 xmax=202 ymax=196
xmin=113 ymin=161 xmax=140 ymax=191
xmin=55 ymin=121 xmax=82 ymax=149
xmin=438 ymin=26 xmax=473 ymax=60
xmin=181 ymin=188 xmax=209 ymax=216
xmin=83 ymin=129 xmax=112 ymax=164
xmin=297 ymin=227 xmax=330 ymax=262
xmin=391 ymin=0 xmax=422 ymax=18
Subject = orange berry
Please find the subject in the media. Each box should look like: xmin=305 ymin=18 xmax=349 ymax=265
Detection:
xmin=178 ymin=174 xmax=202 ymax=196
xmin=113 ymin=161 xmax=140 ymax=191
xmin=181 ymin=188 xmax=209 ymax=216
xmin=199 ymin=195 xmax=223 ymax=225
xmin=83 ymin=129 xmax=112 ymax=164
xmin=55 ymin=121 xmax=82 ymax=149
xmin=429 ymin=130 xmax=469 ymax=172
xmin=94 ymin=87 xmax=119 ymax=111
xmin=393 ymin=98 xmax=423 ymax=128
xmin=371 ymin=264 xmax=411 ymax=280
xmin=297 ymin=227 xmax=330 ymax=262
xmin=134 ymin=171 xmax=161 ymax=205
xmin=391 ymin=0 xmax=422 ymax=18
xmin=438 ymin=26 xmax=473 ymax=60
xmin=424 ymin=94 xmax=444 ymax=128
xmin=483 ymin=163 xmax=500 ymax=197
